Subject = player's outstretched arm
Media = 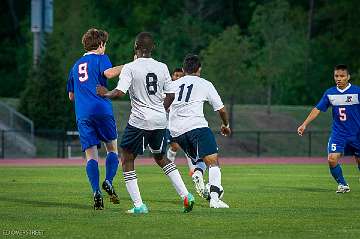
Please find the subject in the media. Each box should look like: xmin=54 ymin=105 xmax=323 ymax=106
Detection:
xmin=104 ymin=65 xmax=124 ymax=79
xmin=297 ymin=108 xmax=320 ymax=136
xmin=96 ymin=85 xmax=125 ymax=99
xmin=217 ymin=107 xmax=231 ymax=136
xmin=164 ymin=93 xmax=175 ymax=111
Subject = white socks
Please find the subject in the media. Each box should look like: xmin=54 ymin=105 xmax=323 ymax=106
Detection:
xmin=162 ymin=162 xmax=189 ymax=198
xmin=123 ymin=170 xmax=143 ymax=207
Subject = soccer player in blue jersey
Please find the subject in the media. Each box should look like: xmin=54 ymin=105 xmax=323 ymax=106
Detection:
xmin=66 ymin=28 xmax=123 ymax=209
xmin=298 ymin=64 xmax=360 ymax=193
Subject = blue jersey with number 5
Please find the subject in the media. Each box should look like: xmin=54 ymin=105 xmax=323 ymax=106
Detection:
xmin=316 ymin=83 xmax=360 ymax=137
xmin=66 ymin=53 xmax=113 ymax=120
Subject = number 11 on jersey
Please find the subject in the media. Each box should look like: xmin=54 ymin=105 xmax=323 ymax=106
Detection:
xmin=178 ymin=84 xmax=193 ymax=102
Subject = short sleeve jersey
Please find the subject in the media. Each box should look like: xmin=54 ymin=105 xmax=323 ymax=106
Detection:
xmin=316 ymin=83 xmax=360 ymax=137
xmin=66 ymin=53 xmax=113 ymax=120
xmin=115 ymin=58 xmax=174 ymax=130
xmin=168 ymin=75 xmax=224 ymax=137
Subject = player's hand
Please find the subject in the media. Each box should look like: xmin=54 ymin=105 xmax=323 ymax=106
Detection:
xmin=220 ymin=124 xmax=231 ymax=136
xmin=96 ymin=85 xmax=108 ymax=97
xmin=297 ymin=124 xmax=306 ymax=136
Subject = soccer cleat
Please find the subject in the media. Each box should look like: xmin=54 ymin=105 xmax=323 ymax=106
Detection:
xmin=209 ymin=198 xmax=229 ymax=208
xmin=336 ymin=184 xmax=350 ymax=193
xmin=102 ymin=180 xmax=120 ymax=204
xmin=93 ymin=191 xmax=104 ymax=210
xmin=126 ymin=204 xmax=149 ymax=214
xmin=192 ymin=171 xmax=206 ymax=199
xmin=183 ymin=193 xmax=195 ymax=213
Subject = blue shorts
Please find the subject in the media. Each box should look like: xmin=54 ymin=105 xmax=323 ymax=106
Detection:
xmin=120 ymin=123 xmax=167 ymax=156
xmin=327 ymin=134 xmax=360 ymax=156
xmin=165 ymin=129 xmax=176 ymax=144
xmin=77 ymin=115 xmax=117 ymax=151
xmin=172 ymin=127 xmax=218 ymax=163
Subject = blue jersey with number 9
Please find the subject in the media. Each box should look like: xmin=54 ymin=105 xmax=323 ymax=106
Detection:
xmin=66 ymin=53 xmax=113 ymax=120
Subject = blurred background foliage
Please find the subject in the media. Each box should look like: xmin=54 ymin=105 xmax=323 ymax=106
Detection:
xmin=1 ymin=0 xmax=359 ymax=129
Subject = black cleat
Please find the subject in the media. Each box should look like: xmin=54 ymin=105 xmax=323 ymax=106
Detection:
xmin=102 ymin=180 xmax=120 ymax=204
xmin=93 ymin=191 xmax=104 ymax=210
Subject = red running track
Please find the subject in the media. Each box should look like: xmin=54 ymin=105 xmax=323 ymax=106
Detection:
xmin=0 ymin=157 xmax=356 ymax=166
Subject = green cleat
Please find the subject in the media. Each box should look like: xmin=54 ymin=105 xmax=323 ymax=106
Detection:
xmin=183 ymin=193 xmax=195 ymax=213
xmin=126 ymin=204 xmax=149 ymax=214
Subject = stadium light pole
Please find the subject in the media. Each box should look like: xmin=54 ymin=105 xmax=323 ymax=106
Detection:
xmin=31 ymin=0 xmax=53 ymax=68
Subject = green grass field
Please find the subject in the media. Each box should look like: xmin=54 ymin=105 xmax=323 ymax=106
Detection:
xmin=0 ymin=164 xmax=359 ymax=239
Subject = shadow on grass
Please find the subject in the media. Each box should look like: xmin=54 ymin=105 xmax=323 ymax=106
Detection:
xmin=262 ymin=185 xmax=329 ymax=192
xmin=0 ymin=196 xmax=90 ymax=210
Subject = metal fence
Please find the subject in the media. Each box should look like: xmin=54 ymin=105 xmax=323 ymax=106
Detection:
xmin=0 ymin=129 xmax=331 ymax=158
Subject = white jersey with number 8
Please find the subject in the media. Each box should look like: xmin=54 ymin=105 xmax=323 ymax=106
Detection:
xmin=169 ymin=75 xmax=224 ymax=137
xmin=116 ymin=58 xmax=175 ymax=130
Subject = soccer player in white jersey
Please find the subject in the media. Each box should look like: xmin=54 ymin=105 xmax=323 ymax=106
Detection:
xmin=96 ymin=32 xmax=194 ymax=214
xmin=166 ymin=68 xmax=197 ymax=175
xmin=298 ymin=64 xmax=360 ymax=193
xmin=169 ymin=54 xmax=231 ymax=208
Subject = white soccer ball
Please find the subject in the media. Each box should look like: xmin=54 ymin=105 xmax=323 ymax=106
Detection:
xmin=205 ymin=183 xmax=224 ymax=200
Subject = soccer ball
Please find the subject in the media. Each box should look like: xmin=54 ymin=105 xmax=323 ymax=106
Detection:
xmin=205 ymin=183 xmax=224 ymax=201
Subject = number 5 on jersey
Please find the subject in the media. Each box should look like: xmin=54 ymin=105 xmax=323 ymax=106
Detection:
xmin=339 ymin=107 xmax=346 ymax=121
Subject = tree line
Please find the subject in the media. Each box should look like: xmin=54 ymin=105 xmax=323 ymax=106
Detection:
xmin=1 ymin=0 xmax=359 ymax=129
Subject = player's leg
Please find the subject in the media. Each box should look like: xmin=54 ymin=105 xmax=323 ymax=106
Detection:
xmin=78 ymin=119 xmax=104 ymax=210
xmin=102 ymin=140 xmax=120 ymax=204
xmin=96 ymin=115 xmax=120 ymax=203
xmin=120 ymin=124 xmax=148 ymax=214
xmin=328 ymin=136 xmax=349 ymax=193
xmin=196 ymin=127 xmax=228 ymax=208
xmin=185 ymin=153 xmax=196 ymax=176
xmin=166 ymin=129 xmax=178 ymax=162
xmin=149 ymin=129 xmax=194 ymax=213
xmin=191 ymin=159 xmax=208 ymax=198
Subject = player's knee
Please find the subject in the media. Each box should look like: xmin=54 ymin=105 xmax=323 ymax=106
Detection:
xmin=203 ymin=153 xmax=218 ymax=167
xmin=327 ymin=154 xmax=339 ymax=166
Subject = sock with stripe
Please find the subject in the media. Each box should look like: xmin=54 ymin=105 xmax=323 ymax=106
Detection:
xmin=105 ymin=152 xmax=119 ymax=184
xmin=123 ymin=170 xmax=143 ymax=207
xmin=329 ymin=164 xmax=348 ymax=185
xmin=209 ymin=166 xmax=222 ymax=200
xmin=86 ymin=159 xmax=100 ymax=193
xmin=162 ymin=162 xmax=189 ymax=199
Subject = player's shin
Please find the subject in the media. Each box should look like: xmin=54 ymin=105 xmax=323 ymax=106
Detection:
xmin=105 ymin=152 xmax=119 ymax=184
xmin=162 ymin=162 xmax=189 ymax=198
xmin=209 ymin=166 xmax=222 ymax=200
xmin=86 ymin=159 xmax=100 ymax=193
xmin=123 ymin=170 xmax=143 ymax=207
xmin=329 ymin=164 xmax=348 ymax=186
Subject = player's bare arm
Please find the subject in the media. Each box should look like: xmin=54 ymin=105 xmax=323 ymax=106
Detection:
xmin=218 ymin=107 xmax=231 ymax=136
xmin=68 ymin=92 xmax=74 ymax=101
xmin=104 ymin=65 xmax=124 ymax=79
xmin=163 ymin=93 xmax=175 ymax=111
xmin=96 ymin=85 xmax=125 ymax=99
xmin=297 ymin=108 xmax=321 ymax=136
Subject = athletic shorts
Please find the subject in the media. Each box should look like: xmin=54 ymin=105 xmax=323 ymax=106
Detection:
xmin=77 ymin=115 xmax=117 ymax=151
xmin=327 ymin=133 xmax=360 ymax=156
xmin=172 ymin=127 xmax=218 ymax=163
xmin=120 ymin=123 xmax=167 ymax=156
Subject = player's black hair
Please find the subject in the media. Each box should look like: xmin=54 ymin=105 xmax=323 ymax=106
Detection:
xmin=183 ymin=54 xmax=201 ymax=74
xmin=334 ymin=64 xmax=350 ymax=74
xmin=172 ymin=67 xmax=183 ymax=75
xmin=134 ymin=32 xmax=154 ymax=55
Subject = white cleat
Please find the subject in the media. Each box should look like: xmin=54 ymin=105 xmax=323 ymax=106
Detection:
xmin=336 ymin=184 xmax=350 ymax=193
xmin=210 ymin=199 xmax=229 ymax=208
xmin=192 ymin=171 xmax=205 ymax=198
